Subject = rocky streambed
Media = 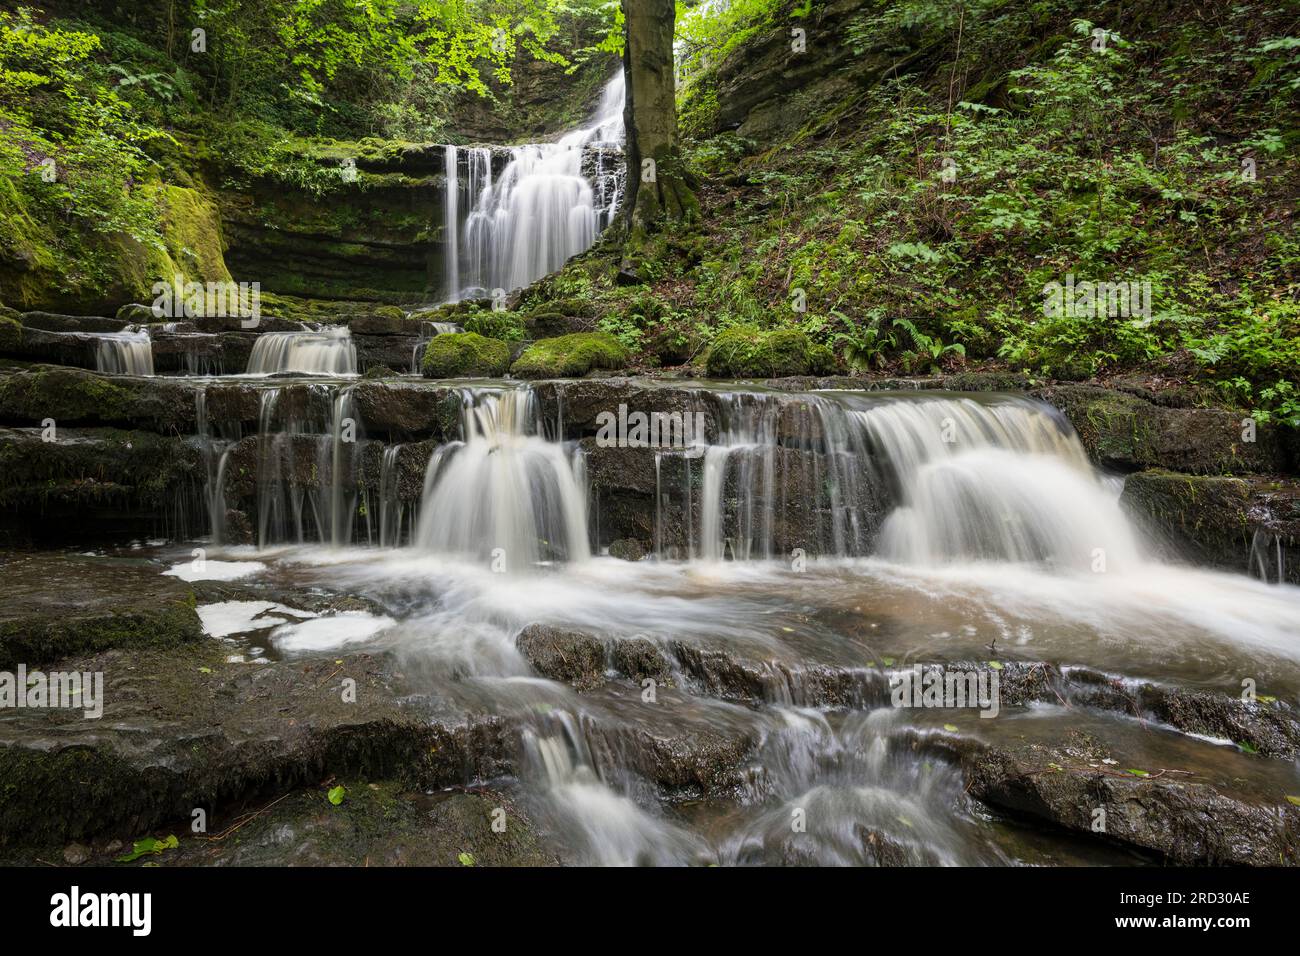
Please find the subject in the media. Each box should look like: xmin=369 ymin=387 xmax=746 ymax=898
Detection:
xmin=0 ymin=364 xmax=1298 ymax=866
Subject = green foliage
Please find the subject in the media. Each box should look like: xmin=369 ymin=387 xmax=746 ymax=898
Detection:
xmin=421 ymin=331 xmax=512 ymax=378
xmin=511 ymin=331 xmax=629 ymax=378
xmin=705 ymin=323 xmax=831 ymax=378
xmin=115 ymin=834 xmax=178 ymax=863
xmin=0 ymin=9 xmax=172 ymax=246
xmin=465 ymin=310 xmax=526 ymax=341
xmin=327 ymin=784 xmax=346 ymax=805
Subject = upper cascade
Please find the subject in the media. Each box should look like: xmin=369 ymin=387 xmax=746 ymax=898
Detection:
xmin=443 ymin=73 xmax=626 ymax=302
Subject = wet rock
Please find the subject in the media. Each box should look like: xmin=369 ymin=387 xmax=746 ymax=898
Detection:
xmin=24 ymin=312 xmax=126 ymax=333
xmin=164 ymin=784 xmax=561 ymax=867
xmin=608 ymin=638 xmax=673 ymax=684
xmin=1121 ymin=470 xmax=1300 ymax=584
xmin=607 ymin=537 xmax=647 ymax=561
xmin=0 ymin=646 xmax=512 ymax=845
xmin=516 ymin=624 xmax=606 ymax=691
xmin=0 ymin=366 xmax=197 ymax=433
xmin=0 ymin=553 xmax=202 ymax=668
xmin=62 ymin=842 xmax=91 ymax=865
xmin=0 ymin=426 xmax=205 ymax=539
xmin=960 ymin=734 xmax=1300 ymax=866
xmin=1032 ymin=384 xmax=1286 ymax=474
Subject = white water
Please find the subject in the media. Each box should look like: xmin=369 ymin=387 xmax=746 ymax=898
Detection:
xmin=190 ymin=382 xmax=1300 ymax=864
xmin=94 ymin=329 xmax=154 ymax=375
xmin=414 ymin=387 xmax=590 ymax=566
xmin=246 ymin=328 xmax=357 ymax=375
xmin=450 ymin=74 xmax=625 ymax=300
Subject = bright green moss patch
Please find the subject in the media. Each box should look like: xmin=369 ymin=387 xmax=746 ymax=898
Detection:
xmin=510 ymin=332 xmax=630 ymax=379
xmin=705 ymin=324 xmax=830 ymax=378
xmin=420 ymin=332 xmax=511 ymax=378
xmin=464 ymin=312 xmax=526 ymax=342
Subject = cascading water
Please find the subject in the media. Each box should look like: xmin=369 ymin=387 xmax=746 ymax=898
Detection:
xmin=94 ymin=329 xmax=154 ymax=375
xmin=183 ymin=379 xmax=1300 ymax=866
xmin=246 ymin=328 xmax=357 ymax=375
xmin=677 ymin=391 xmax=1136 ymax=570
xmin=414 ymin=386 xmax=590 ymax=566
xmin=452 ymin=74 xmax=625 ymax=300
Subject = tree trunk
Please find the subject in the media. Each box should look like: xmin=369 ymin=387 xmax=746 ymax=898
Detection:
xmin=620 ymin=0 xmax=698 ymax=266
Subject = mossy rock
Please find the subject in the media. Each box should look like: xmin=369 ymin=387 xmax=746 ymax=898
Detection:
xmin=464 ymin=312 xmax=526 ymax=342
xmin=0 ymin=316 xmax=21 ymax=353
xmin=510 ymin=332 xmax=630 ymax=379
xmin=116 ymin=302 xmax=157 ymax=324
xmin=421 ymin=332 xmax=511 ymax=378
xmin=705 ymin=324 xmax=822 ymax=378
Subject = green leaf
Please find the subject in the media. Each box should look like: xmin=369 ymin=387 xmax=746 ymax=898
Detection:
xmin=1285 ymin=796 xmax=1300 ymax=807
xmin=1237 ymin=741 xmax=1258 ymax=754
xmin=328 ymin=785 xmax=346 ymax=805
xmin=458 ymin=851 xmax=476 ymax=866
xmin=943 ymin=724 xmax=958 ymax=732
xmin=1126 ymin=769 xmax=1150 ymax=777
xmin=115 ymin=834 xmax=178 ymax=863
xmin=987 ymin=661 xmax=1003 ymax=670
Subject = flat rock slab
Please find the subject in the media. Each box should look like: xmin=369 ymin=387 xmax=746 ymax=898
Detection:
xmin=919 ymin=709 xmax=1300 ymax=866
xmin=0 ymin=553 xmax=203 ymax=668
xmin=0 ymin=644 xmax=510 ymax=846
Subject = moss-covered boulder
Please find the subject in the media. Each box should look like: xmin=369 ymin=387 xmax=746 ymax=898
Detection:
xmin=511 ymin=332 xmax=630 ymax=379
xmin=464 ymin=311 xmax=526 ymax=341
xmin=420 ymin=332 xmax=511 ymax=378
xmin=705 ymin=324 xmax=828 ymax=378
xmin=0 ymin=316 xmax=21 ymax=353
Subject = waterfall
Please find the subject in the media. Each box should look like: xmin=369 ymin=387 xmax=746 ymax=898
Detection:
xmin=457 ymin=73 xmax=625 ymax=299
xmin=443 ymin=145 xmax=460 ymax=301
xmin=94 ymin=330 xmax=154 ymax=375
xmin=246 ymin=328 xmax=357 ymax=375
xmin=414 ymin=386 xmax=590 ymax=567
xmin=681 ymin=391 xmax=1139 ymax=570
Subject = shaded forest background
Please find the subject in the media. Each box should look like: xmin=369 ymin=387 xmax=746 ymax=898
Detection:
xmin=0 ymin=0 xmax=1297 ymax=423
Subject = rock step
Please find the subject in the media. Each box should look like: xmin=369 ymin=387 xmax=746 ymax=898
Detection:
xmin=516 ymin=626 xmax=1300 ymax=760
xmin=910 ymin=708 xmax=1300 ymax=866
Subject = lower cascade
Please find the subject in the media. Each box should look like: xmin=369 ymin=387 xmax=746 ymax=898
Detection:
xmin=246 ymin=328 xmax=357 ymax=376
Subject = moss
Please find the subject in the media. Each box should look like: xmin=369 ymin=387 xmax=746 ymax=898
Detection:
xmin=420 ymin=332 xmax=511 ymax=378
xmin=510 ymin=332 xmax=630 ymax=379
xmin=0 ymin=366 xmax=195 ymax=432
xmin=705 ymin=324 xmax=823 ymax=377
xmin=464 ymin=312 xmax=526 ymax=341
xmin=0 ymin=316 xmax=22 ymax=353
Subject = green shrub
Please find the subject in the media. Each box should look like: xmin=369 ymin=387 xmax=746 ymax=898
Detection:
xmin=511 ymin=332 xmax=630 ymax=379
xmin=420 ymin=332 xmax=510 ymax=378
